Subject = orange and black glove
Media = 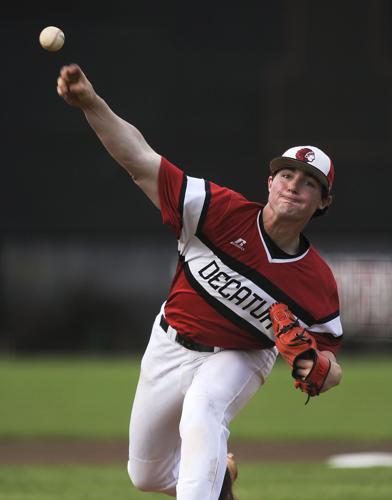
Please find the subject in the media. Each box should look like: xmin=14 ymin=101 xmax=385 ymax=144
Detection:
xmin=269 ymin=303 xmax=331 ymax=401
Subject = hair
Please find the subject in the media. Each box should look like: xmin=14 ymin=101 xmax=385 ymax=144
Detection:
xmin=312 ymin=185 xmax=331 ymax=218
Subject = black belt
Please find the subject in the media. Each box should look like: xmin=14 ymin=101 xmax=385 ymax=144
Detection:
xmin=159 ymin=315 xmax=214 ymax=352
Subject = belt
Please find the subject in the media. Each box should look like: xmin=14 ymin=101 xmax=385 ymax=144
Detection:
xmin=159 ymin=315 xmax=215 ymax=353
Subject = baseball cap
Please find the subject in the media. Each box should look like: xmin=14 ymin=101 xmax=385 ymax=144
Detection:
xmin=269 ymin=145 xmax=335 ymax=192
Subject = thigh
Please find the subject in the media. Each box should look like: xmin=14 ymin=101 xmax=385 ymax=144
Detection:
xmin=176 ymin=347 xmax=276 ymax=499
xmin=183 ymin=347 xmax=277 ymax=425
xmin=129 ymin=314 xmax=190 ymax=461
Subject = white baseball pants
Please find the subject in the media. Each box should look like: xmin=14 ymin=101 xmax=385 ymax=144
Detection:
xmin=127 ymin=308 xmax=277 ymax=499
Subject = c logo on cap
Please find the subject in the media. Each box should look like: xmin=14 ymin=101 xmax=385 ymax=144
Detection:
xmin=296 ymin=148 xmax=315 ymax=163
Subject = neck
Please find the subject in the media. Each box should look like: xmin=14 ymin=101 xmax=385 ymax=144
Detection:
xmin=262 ymin=204 xmax=307 ymax=255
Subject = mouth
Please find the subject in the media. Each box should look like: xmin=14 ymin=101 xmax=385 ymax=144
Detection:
xmin=280 ymin=195 xmax=300 ymax=204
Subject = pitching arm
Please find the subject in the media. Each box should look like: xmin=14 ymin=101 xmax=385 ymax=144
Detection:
xmin=57 ymin=64 xmax=161 ymax=208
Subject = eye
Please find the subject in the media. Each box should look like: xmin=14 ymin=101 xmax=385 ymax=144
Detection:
xmin=305 ymin=179 xmax=318 ymax=189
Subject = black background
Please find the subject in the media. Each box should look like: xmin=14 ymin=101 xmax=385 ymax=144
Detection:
xmin=2 ymin=1 xmax=391 ymax=243
xmin=1 ymin=1 xmax=391 ymax=351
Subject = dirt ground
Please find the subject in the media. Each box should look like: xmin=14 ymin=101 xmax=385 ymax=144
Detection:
xmin=1 ymin=439 xmax=392 ymax=465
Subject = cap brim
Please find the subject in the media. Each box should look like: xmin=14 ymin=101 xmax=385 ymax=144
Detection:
xmin=270 ymin=157 xmax=329 ymax=191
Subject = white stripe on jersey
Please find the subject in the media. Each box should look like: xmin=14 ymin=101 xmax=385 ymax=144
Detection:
xmin=178 ymin=177 xmax=274 ymax=340
xmin=178 ymin=175 xmax=342 ymax=340
xmin=178 ymin=176 xmax=205 ymax=257
xmin=188 ymin=256 xmax=276 ymax=341
xmin=300 ymin=316 xmax=343 ymax=337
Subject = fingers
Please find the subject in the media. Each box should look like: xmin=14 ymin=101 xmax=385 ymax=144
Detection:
xmin=295 ymin=368 xmax=309 ymax=379
xmin=294 ymin=358 xmax=313 ymax=379
xmin=295 ymin=358 xmax=313 ymax=369
xmin=59 ymin=64 xmax=83 ymax=84
xmin=56 ymin=64 xmax=95 ymax=108
xmin=57 ymin=64 xmax=84 ymax=100
xmin=57 ymin=64 xmax=79 ymax=98
xmin=56 ymin=76 xmax=67 ymax=97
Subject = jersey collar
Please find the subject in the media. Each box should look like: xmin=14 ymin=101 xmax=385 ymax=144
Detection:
xmin=257 ymin=210 xmax=310 ymax=263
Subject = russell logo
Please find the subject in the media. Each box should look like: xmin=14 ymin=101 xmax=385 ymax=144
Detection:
xmin=230 ymin=238 xmax=247 ymax=251
xmin=296 ymin=147 xmax=315 ymax=163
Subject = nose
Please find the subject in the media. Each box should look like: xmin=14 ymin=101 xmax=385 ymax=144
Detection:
xmin=287 ymin=176 xmax=300 ymax=193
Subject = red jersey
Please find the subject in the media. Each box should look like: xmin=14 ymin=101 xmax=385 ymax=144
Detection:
xmin=158 ymin=157 xmax=343 ymax=353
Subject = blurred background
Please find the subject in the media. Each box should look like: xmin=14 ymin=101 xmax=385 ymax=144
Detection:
xmin=1 ymin=3 xmax=392 ymax=499
xmin=1 ymin=0 xmax=391 ymax=355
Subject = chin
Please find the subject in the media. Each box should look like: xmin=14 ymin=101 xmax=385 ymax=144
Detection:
xmin=277 ymin=205 xmax=303 ymax=218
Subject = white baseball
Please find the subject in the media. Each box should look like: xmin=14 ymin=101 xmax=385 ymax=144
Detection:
xmin=39 ymin=26 xmax=65 ymax=52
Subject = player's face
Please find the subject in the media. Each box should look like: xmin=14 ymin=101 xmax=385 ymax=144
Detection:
xmin=267 ymin=168 xmax=329 ymax=221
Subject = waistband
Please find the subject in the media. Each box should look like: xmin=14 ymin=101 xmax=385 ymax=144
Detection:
xmin=159 ymin=315 xmax=223 ymax=353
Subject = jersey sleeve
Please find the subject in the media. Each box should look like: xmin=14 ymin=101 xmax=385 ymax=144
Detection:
xmin=158 ymin=157 xmax=187 ymax=238
xmin=309 ymin=331 xmax=342 ymax=355
xmin=294 ymin=258 xmax=343 ymax=355
xmin=158 ymin=157 xmax=236 ymax=242
xmin=308 ymin=282 xmax=343 ymax=355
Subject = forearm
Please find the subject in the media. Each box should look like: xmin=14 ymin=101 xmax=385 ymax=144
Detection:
xmin=319 ymin=351 xmax=342 ymax=393
xmin=82 ymin=95 xmax=160 ymax=180
xmin=57 ymin=64 xmax=161 ymax=206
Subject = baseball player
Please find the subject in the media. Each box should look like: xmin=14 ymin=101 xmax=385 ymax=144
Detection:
xmin=57 ymin=64 xmax=343 ymax=500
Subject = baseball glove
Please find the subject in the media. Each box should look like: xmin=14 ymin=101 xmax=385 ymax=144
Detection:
xmin=269 ymin=303 xmax=331 ymax=401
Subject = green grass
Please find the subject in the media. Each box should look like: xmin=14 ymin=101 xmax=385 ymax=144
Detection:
xmin=237 ymin=463 xmax=392 ymax=500
xmin=0 ymin=463 xmax=391 ymax=500
xmin=0 ymin=357 xmax=138 ymax=439
xmin=231 ymin=355 xmax=392 ymax=441
xmin=0 ymin=355 xmax=391 ymax=441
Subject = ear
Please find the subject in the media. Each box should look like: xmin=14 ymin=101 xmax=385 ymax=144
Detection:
xmin=318 ymin=194 xmax=333 ymax=211
xmin=267 ymin=175 xmax=274 ymax=192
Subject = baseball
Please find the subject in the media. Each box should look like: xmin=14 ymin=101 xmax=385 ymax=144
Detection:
xmin=39 ymin=26 xmax=65 ymax=52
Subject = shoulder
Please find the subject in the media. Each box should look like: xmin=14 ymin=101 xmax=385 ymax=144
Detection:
xmin=299 ymin=245 xmax=341 ymax=328
xmin=209 ymin=180 xmax=262 ymax=213
xmin=202 ymin=183 xmax=263 ymax=237
xmin=306 ymin=245 xmax=337 ymax=289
